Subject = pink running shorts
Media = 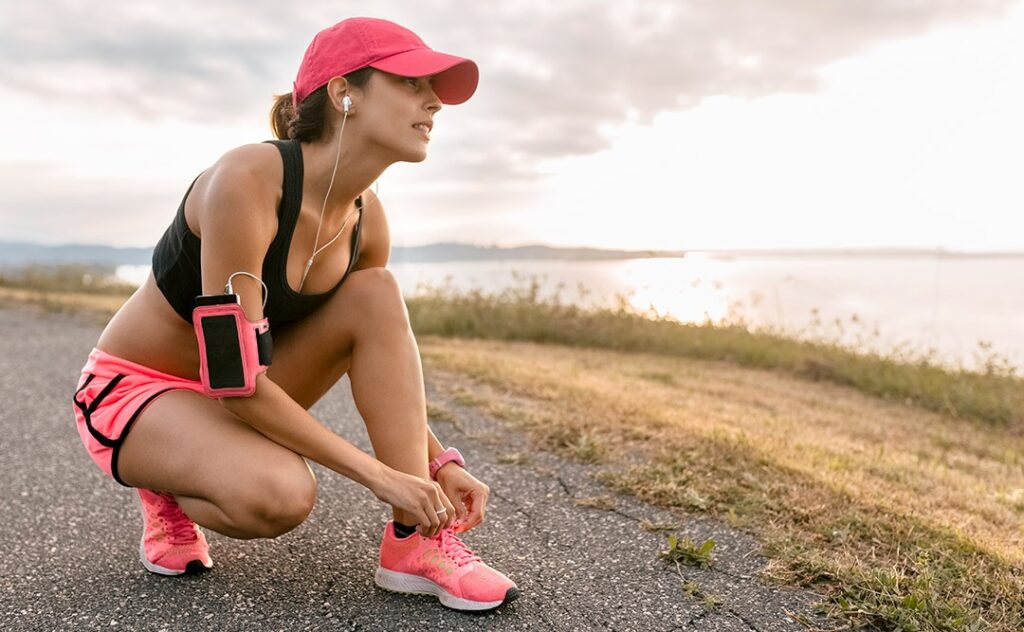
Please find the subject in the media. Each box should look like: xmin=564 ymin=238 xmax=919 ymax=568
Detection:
xmin=72 ymin=347 xmax=207 ymax=487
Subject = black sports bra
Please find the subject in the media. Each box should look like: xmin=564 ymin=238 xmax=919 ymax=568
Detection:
xmin=151 ymin=138 xmax=364 ymax=327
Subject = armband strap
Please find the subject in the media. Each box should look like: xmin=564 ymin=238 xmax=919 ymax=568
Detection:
xmin=192 ymin=297 xmax=273 ymax=398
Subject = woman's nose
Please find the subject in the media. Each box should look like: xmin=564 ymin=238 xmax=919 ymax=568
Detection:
xmin=425 ymin=82 xmax=442 ymax=113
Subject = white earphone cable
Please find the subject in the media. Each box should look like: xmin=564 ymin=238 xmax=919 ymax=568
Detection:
xmin=299 ymin=95 xmax=358 ymax=292
xmin=225 ymin=271 xmax=269 ymax=309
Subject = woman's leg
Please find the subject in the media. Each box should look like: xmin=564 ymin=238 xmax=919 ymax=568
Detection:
xmin=117 ymin=388 xmax=317 ymax=539
xmin=267 ymin=267 xmax=431 ymax=526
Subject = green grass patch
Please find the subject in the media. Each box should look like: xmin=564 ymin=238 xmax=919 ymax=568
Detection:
xmin=662 ymin=533 xmax=716 ymax=569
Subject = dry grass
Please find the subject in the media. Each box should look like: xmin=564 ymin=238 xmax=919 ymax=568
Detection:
xmin=405 ymin=278 xmax=1022 ymax=429
xmin=419 ymin=336 xmax=1024 ymax=630
xmin=0 ymin=286 xmax=125 ymax=324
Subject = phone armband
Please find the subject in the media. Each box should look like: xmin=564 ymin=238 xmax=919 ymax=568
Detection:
xmin=192 ymin=294 xmax=273 ymax=398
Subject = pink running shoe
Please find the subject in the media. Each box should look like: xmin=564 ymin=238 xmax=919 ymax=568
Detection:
xmin=375 ymin=520 xmax=520 ymax=611
xmin=136 ymin=488 xmax=213 ymax=576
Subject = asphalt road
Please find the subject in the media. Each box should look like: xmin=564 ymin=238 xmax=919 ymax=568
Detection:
xmin=0 ymin=302 xmax=836 ymax=631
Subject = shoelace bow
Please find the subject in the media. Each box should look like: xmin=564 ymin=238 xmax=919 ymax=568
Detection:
xmin=437 ymin=528 xmax=482 ymax=567
xmin=155 ymin=493 xmax=199 ymax=545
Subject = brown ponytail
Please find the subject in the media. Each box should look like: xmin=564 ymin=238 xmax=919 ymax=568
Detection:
xmin=268 ymin=67 xmax=376 ymax=142
xmin=269 ymin=92 xmax=296 ymax=140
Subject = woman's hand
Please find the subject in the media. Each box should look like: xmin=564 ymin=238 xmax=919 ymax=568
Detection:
xmin=369 ymin=465 xmax=456 ymax=538
xmin=435 ymin=464 xmax=490 ymax=534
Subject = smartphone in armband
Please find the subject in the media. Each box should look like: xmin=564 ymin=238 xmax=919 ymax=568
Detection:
xmin=192 ymin=293 xmax=271 ymax=397
xmin=194 ymin=293 xmax=241 ymax=307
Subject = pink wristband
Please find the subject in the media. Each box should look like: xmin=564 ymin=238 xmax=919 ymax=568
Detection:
xmin=429 ymin=447 xmax=465 ymax=479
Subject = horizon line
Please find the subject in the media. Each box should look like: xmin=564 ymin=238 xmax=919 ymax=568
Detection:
xmin=2 ymin=238 xmax=1023 ymax=257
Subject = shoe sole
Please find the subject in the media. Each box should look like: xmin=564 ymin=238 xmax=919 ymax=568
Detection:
xmin=374 ymin=567 xmax=520 ymax=612
xmin=138 ymin=538 xmax=213 ymax=576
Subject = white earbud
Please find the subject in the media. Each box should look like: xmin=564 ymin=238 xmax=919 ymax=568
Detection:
xmin=342 ymin=95 xmax=352 ymax=114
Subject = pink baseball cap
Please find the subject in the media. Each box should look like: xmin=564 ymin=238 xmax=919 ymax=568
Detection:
xmin=292 ymin=17 xmax=479 ymax=109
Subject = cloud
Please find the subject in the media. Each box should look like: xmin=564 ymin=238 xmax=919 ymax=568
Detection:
xmin=0 ymin=0 xmax=1015 ymax=194
xmin=0 ymin=162 xmax=181 ymax=247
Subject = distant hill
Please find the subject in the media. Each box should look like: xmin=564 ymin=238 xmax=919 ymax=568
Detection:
xmin=388 ymin=242 xmax=684 ymax=262
xmin=689 ymin=247 xmax=1024 ymax=259
xmin=0 ymin=240 xmax=685 ymax=267
xmin=0 ymin=241 xmax=153 ymax=266
xmin=1 ymin=240 xmax=1020 ymax=268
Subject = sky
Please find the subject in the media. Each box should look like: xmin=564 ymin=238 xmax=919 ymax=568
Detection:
xmin=1 ymin=0 xmax=1022 ymax=252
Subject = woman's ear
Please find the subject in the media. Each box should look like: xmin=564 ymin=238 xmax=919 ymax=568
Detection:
xmin=326 ymin=76 xmax=352 ymax=112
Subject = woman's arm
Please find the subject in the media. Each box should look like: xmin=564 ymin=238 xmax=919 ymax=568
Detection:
xmin=195 ymin=146 xmax=384 ymax=490
xmin=225 ymin=373 xmax=384 ymax=488
xmin=427 ymin=426 xmax=446 ymax=462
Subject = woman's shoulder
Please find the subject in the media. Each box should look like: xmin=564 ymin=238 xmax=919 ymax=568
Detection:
xmin=187 ymin=142 xmax=284 ymax=239
xmin=209 ymin=141 xmax=284 ymax=189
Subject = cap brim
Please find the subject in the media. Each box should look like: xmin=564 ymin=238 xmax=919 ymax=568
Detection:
xmin=369 ymin=49 xmax=479 ymax=105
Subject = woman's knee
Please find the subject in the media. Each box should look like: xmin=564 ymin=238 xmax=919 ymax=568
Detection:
xmin=339 ymin=268 xmax=409 ymax=325
xmin=229 ymin=457 xmax=318 ymax=538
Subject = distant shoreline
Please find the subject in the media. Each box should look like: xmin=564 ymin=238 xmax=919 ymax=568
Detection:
xmin=685 ymin=247 xmax=1024 ymax=259
xmin=2 ymin=239 xmax=1022 ymax=268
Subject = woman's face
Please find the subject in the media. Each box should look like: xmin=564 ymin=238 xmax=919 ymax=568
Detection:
xmin=350 ymin=70 xmax=443 ymax=163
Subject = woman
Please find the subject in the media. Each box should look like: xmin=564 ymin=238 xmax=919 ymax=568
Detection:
xmin=70 ymin=17 xmax=519 ymax=612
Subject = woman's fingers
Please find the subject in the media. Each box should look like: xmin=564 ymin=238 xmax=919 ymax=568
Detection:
xmin=425 ymin=483 xmax=443 ymax=536
xmin=462 ymin=486 xmax=489 ymax=531
xmin=428 ymin=482 xmax=458 ymax=535
xmin=430 ymin=483 xmax=445 ymax=536
xmin=417 ymin=481 xmax=453 ymax=538
xmin=412 ymin=482 xmax=435 ymax=537
xmin=439 ymin=485 xmax=457 ymax=530
xmin=391 ymin=473 xmax=469 ymax=538
xmin=452 ymin=493 xmax=468 ymax=522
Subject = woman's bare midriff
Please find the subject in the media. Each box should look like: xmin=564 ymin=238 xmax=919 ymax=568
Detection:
xmin=95 ymin=272 xmax=206 ymax=380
